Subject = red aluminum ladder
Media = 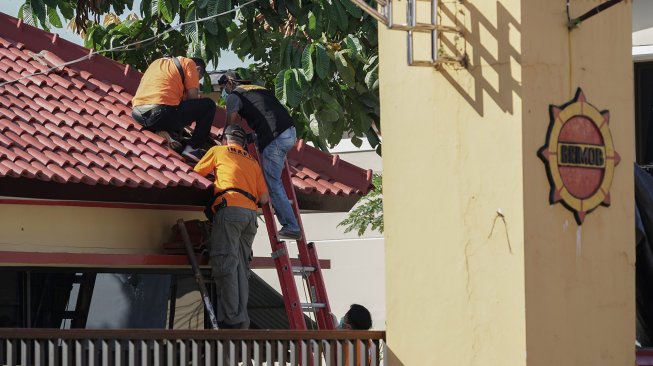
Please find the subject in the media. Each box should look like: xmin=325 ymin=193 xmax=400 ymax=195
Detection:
xmin=249 ymin=142 xmax=336 ymax=330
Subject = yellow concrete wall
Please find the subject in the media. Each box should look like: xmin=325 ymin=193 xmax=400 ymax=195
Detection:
xmin=521 ymin=1 xmax=635 ymax=366
xmin=380 ymin=0 xmax=633 ymax=365
xmin=380 ymin=1 xmax=526 ymax=364
xmin=0 ymin=204 xmax=203 ymax=254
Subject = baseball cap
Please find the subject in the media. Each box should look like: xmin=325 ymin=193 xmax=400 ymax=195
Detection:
xmin=224 ymin=124 xmax=247 ymax=139
xmin=217 ymin=71 xmax=243 ymax=86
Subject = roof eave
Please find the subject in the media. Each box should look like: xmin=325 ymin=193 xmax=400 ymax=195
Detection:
xmin=0 ymin=177 xmax=211 ymax=207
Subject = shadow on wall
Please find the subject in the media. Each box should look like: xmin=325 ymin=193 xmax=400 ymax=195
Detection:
xmin=385 ymin=345 xmax=406 ymax=366
xmin=439 ymin=1 xmax=522 ymax=117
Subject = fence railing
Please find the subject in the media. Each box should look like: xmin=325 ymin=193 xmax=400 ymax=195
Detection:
xmin=0 ymin=329 xmax=386 ymax=366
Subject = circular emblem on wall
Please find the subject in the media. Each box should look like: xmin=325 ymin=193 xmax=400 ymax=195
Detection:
xmin=538 ymin=88 xmax=620 ymax=225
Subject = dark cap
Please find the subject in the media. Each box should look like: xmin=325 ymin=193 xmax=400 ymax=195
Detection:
xmin=217 ymin=71 xmax=243 ymax=85
xmin=224 ymin=124 xmax=246 ymax=139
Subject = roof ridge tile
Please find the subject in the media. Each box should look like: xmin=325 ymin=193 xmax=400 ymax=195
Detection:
xmin=5 ymin=131 xmax=29 ymax=149
xmin=0 ymin=108 xmax=15 ymax=121
xmin=120 ymin=167 xmax=152 ymax=188
xmin=87 ymin=77 xmax=112 ymax=93
xmin=107 ymin=91 xmax=130 ymax=105
xmin=98 ymin=152 xmax=122 ymax=170
xmin=86 ymin=100 xmax=110 ymax=116
xmin=104 ymin=167 xmax=130 ymax=187
xmin=106 ymin=114 xmax=135 ymax=129
xmin=48 ymin=73 xmax=73 ymax=89
xmin=95 ymin=140 xmax=115 ymax=155
xmin=31 ymin=160 xmax=56 ymax=182
xmin=66 ymin=139 xmax=87 ymax=153
xmin=59 ymin=125 xmax=82 ymax=140
xmin=32 ymin=97 xmax=57 ymax=113
xmin=5 ymin=94 xmax=28 ymax=109
xmin=114 ymin=153 xmax=135 ymax=170
xmin=145 ymin=168 xmax=174 ymax=187
xmin=26 ymin=147 xmax=50 ymax=165
xmin=75 ymin=165 xmax=101 ymax=184
xmin=71 ymin=151 xmax=93 ymax=167
xmin=13 ymin=159 xmax=37 ymax=178
xmin=62 ymin=165 xmax=86 ymax=183
xmin=0 ymin=132 xmax=13 ymax=148
xmin=0 ymin=159 xmax=24 ymax=178
xmin=60 ymin=98 xmax=84 ymax=114
xmin=43 ymin=149 xmax=69 ymax=166
xmin=21 ymin=133 xmax=46 ymax=150
xmin=106 ymin=139 xmax=131 ymax=156
xmin=90 ymin=166 xmax=113 ymax=185
xmin=46 ymin=163 xmax=73 ymax=183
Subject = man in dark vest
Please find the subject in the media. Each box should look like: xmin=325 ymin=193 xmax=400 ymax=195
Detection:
xmin=219 ymin=71 xmax=301 ymax=240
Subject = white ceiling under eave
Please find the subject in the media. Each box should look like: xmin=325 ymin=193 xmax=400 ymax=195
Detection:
xmin=633 ymin=0 xmax=653 ymax=61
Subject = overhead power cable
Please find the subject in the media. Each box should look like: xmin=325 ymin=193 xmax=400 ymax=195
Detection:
xmin=0 ymin=0 xmax=258 ymax=88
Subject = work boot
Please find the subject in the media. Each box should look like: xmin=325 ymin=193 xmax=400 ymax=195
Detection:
xmin=182 ymin=145 xmax=203 ymax=163
xmin=156 ymin=130 xmax=182 ymax=150
xmin=278 ymin=227 xmax=302 ymax=240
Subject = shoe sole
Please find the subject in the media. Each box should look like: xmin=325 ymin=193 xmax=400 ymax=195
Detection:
xmin=182 ymin=153 xmax=200 ymax=163
xmin=279 ymin=234 xmax=302 ymax=240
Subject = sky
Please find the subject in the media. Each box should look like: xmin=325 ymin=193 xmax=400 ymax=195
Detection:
xmin=0 ymin=1 xmax=248 ymax=70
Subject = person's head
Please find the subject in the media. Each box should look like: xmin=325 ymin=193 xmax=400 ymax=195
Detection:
xmin=339 ymin=304 xmax=372 ymax=330
xmin=190 ymin=57 xmax=206 ymax=79
xmin=217 ymin=70 xmax=245 ymax=95
xmin=223 ymin=124 xmax=247 ymax=146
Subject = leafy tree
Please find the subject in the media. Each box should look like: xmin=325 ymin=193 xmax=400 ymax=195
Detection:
xmin=338 ymin=173 xmax=383 ymax=236
xmin=17 ymin=0 xmax=381 ymax=153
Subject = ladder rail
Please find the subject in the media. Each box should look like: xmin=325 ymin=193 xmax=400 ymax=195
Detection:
xmin=262 ymin=203 xmax=308 ymax=329
xmin=249 ymin=143 xmax=308 ymax=330
xmin=281 ymin=159 xmax=336 ymax=330
xmin=177 ymin=219 xmax=220 ymax=330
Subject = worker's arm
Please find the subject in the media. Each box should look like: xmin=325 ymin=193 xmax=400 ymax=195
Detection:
xmin=182 ymin=59 xmax=201 ymax=101
xmin=185 ymin=88 xmax=200 ymax=100
xmin=193 ymin=148 xmax=216 ymax=176
xmin=226 ymin=112 xmax=239 ymax=125
xmin=259 ymin=192 xmax=269 ymax=205
xmin=225 ymin=93 xmax=242 ymax=125
xmin=256 ymin=165 xmax=269 ymax=205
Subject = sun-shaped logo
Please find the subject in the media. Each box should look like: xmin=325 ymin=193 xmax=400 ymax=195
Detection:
xmin=538 ymin=88 xmax=621 ymax=225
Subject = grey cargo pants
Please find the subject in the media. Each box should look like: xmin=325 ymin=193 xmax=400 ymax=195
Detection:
xmin=209 ymin=206 xmax=258 ymax=328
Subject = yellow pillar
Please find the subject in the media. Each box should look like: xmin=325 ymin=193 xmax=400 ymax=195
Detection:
xmin=380 ymin=1 xmax=634 ymax=365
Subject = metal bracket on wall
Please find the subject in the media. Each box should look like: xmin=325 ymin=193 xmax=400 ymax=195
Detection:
xmin=350 ymin=0 xmax=466 ymax=67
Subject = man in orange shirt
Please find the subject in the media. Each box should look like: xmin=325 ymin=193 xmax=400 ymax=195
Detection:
xmin=132 ymin=56 xmax=215 ymax=162
xmin=194 ymin=125 xmax=269 ymax=329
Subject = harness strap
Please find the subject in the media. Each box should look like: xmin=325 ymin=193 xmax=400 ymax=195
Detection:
xmin=170 ymin=56 xmax=185 ymax=85
xmin=211 ymin=187 xmax=258 ymax=207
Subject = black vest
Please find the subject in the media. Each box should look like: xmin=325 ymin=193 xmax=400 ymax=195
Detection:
xmin=232 ymin=85 xmax=295 ymax=150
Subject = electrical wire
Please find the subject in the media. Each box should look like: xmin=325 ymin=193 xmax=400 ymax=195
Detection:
xmin=0 ymin=0 xmax=258 ymax=88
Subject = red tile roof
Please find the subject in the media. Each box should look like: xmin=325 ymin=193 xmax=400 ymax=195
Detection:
xmin=0 ymin=12 xmax=373 ymax=209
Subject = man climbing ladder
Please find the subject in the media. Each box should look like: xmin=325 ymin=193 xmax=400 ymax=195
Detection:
xmin=193 ymin=125 xmax=270 ymax=329
xmin=219 ymin=71 xmax=302 ymax=240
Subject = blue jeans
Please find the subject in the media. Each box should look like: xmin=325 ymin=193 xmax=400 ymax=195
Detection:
xmin=261 ymin=127 xmax=299 ymax=232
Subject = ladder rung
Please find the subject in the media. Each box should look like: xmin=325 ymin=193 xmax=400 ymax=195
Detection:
xmin=301 ymin=303 xmax=327 ymax=311
xmin=292 ymin=266 xmax=316 ymax=274
xmin=62 ymin=310 xmax=78 ymax=318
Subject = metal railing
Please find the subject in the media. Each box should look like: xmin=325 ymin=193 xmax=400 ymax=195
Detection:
xmin=0 ymin=329 xmax=386 ymax=366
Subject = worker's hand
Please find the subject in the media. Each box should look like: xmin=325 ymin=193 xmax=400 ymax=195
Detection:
xmin=245 ymin=132 xmax=256 ymax=144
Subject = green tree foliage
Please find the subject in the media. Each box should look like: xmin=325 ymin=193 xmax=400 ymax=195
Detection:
xmin=18 ymin=0 xmax=381 ymax=152
xmin=338 ymin=173 xmax=383 ymax=236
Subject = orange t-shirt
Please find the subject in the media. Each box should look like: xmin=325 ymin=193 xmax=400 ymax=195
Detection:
xmin=132 ymin=57 xmax=200 ymax=107
xmin=194 ymin=144 xmax=268 ymax=211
